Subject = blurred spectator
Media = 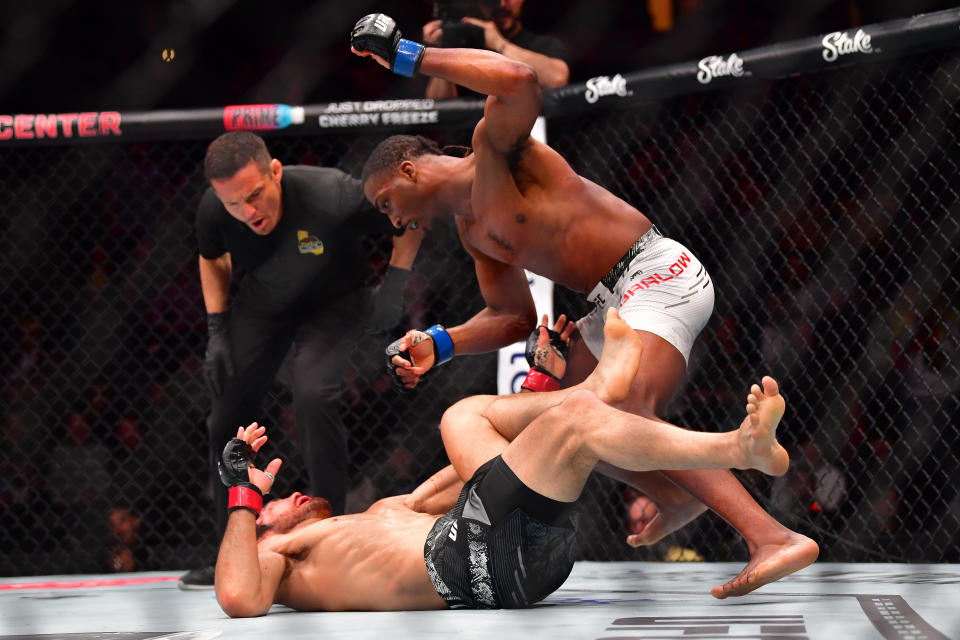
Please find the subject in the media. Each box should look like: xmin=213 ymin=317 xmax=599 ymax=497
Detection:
xmin=0 ymin=406 xmax=43 ymax=512
xmin=41 ymin=410 xmax=113 ymax=570
xmin=107 ymin=414 xmax=149 ymax=509
xmin=106 ymin=507 xmax=143 ymax=572
xmin=872 ymin=488 xmax=901 ymax=534
xmin=862 ymin=486 xmax=907 ymax=558
xmin=646 ymin=0 xmax=703 ymax=32
xmin=770 ymin=440 xmax=847 ymax=530
xmin=623 ymin=484 xmax=705 ymax=562
xmin=46 ymin=411 xmax=111 ymax=509
xmin=422 ymin=0 xmax=570 ymax=99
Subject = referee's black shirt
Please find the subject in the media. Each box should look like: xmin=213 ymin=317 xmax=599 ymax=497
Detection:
xmin=196 ymin=165 xmax=395 ymax=316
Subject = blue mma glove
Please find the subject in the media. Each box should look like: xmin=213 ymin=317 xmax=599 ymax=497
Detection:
xmin=384 ymin=324 xmax=454 ymax=389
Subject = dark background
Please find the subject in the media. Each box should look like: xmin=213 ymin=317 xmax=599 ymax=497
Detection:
xmin=2 ymin=0 xmax=955 ymax=112
xmin=2 ymin=0 xmax=959 ymax=576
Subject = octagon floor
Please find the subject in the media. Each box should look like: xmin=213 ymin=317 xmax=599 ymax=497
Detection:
xmin=1 ymin=562 xmax=958 ymax=639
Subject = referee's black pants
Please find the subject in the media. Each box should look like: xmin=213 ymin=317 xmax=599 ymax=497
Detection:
xmin=207 ymin=289 xmax=366 ymax=534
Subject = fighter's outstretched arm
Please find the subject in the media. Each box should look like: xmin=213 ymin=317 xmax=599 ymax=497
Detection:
xmin=386 ymin=229 xmax=535 ymax=389
xmin=403 ymin=465 xmax=464 ymax=514
xmin=350 ymin=13 xmax=540 ymax=153
xmin=216 ymin=512 xmax=286 ymax=618
xmin=447 ymin=227 xmax=538 ymax=353
xmin=419 ymin=47 xmax=541 ymax=153
xmin=198 ymin=253 xmax=231 ymax=313
xmin=214 ymin=424 xmax=286 ymax=618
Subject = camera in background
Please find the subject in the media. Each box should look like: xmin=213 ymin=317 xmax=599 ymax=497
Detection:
xmin=430 ymin=0 xmax=500 ymax=48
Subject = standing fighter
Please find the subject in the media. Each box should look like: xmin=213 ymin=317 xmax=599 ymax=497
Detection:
xmin=214 ymin=309 xmax=794 ymax=615
xmin=349 ymin=14 xmax=818 ymax=598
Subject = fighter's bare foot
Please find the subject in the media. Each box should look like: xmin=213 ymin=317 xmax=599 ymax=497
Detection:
xmin=711 ymin=532 xmax=819 ymax=598
xmin=626 ymin=494 xmax=709 ymax=546
xmin=585 ymin=308 xmax=643 ymax=405
xmin=737 ymin=376 xmax=789 ymax=476
xmin=625 ymin=489 xmax=707 ymax=546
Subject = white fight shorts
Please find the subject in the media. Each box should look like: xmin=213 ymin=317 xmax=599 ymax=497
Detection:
xmin=577 ymin=226 xmax=714 ymax=364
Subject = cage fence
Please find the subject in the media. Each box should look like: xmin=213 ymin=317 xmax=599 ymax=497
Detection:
xmin=1 ymin=13 xmax=959 ymax=576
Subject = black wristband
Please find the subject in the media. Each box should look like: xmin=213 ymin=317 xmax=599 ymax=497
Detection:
xmin=207 ymin=311 xmax=229 ymax=334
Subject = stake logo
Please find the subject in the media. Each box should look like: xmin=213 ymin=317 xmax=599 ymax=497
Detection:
xmin=584 ymin=74 xmax=631 ymax=104
xmin=822 ymin=29 xmax=873 ymax=62
xmin=697 ymin=53 xmax=745 ymax=84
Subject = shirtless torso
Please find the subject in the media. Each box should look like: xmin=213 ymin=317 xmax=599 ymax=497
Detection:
xmin=260 ymin=496 xmax=446 ymax=612
xmin=458 ymin=120 xmax=652 ymax=295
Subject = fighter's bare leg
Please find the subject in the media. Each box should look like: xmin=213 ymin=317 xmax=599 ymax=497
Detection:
xmin=440 ymin=394 xmax=504 ymax=480
xmin=566 ymin=329 xmax=818 ymax=596
xmin=500 ymin=373 xmax=792 ymax=504
xmin=494 ymin=309 xmax=789 ymax=499
xmin=477 ymin=308 xmax=641 ymax=442
xmin=710 ymin=378 xmax=819 ymax=598
xmin=564 ymin=330 xmax=713 ymax=541
xmin=599 ymin=464 xmax=708 ymax=546
xmin=641 ymin=375 xmax=815 ymax=597
xmin=614 ymin=377 xmax=817 ymax=598
xmin=440 ymin=308 xmax=641 ymax=480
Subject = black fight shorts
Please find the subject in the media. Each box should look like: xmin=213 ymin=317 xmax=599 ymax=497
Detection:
xmin=423 ymin=456 xmax=579 ymax=609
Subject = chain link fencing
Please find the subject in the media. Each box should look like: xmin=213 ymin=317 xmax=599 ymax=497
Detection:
xmin=551 ymin=45 xmax=960 ymax=565
xmin=2 ymin=45 xmax=959 ymax=576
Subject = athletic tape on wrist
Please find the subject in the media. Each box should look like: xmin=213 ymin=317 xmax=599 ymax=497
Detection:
xmin=228 ymin=485 xmax=263 ymax=517
xmin=425 ymin=324 xmax=454 ymax=365
xmin=393 ymin=39 xmax=425 ymax=77
xmin=521 ymin=368 xmax=560 ymax=392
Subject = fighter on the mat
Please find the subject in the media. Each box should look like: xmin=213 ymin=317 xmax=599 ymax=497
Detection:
xmin=214 ymin=308 xmax=793 ymax=616
xmin=348 ymin=14 xmax=818 ymax=598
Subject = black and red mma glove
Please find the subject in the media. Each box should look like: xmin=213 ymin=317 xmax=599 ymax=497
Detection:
xmin=218 ymin=438 xmax=263 ymax=517
xmin=520 ymin=325 xmax=570 ymax=392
